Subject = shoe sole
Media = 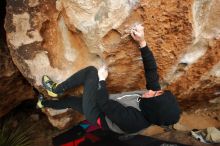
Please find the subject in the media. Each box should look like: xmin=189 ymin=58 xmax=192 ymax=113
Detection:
xmin=37 ymin=100 xmax=43 ymax=109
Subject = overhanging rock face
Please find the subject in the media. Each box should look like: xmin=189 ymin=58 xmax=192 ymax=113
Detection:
xmin=0 ymin=0 xmax=34 ymax=118
xmin=5 ymin=0 xmax=220 ymax=129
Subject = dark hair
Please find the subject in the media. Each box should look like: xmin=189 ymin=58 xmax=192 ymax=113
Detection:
xmin=139 ymin=91 xmax=181 ymax=125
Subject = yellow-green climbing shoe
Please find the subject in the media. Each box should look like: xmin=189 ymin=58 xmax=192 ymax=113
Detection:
xmin=37 ymin=94 xmax=44 ymax=109
xmin=42 ymin=75 xmax=58 ymax=97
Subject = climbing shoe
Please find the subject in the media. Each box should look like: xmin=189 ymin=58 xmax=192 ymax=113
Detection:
xmin=37 ymin=94 xmax=44 ymax=109
xmin=42 ymin=75 xmax=58 ymax=97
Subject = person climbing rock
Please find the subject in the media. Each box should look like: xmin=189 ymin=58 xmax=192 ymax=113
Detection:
xmin=37 ymin=24 xmax=180 ymax=134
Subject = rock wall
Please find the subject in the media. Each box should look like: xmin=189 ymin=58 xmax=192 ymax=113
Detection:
xmin=0 ymin=41 xmax=34 ymax=117
xmin=0 ymin=0 xmax=34 ymax=117
xmin=4 ymin=0 xmax=220 ymax=129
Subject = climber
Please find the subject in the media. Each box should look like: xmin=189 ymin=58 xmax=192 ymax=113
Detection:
xmin=37 ymin=24 xmax=180 ymax=134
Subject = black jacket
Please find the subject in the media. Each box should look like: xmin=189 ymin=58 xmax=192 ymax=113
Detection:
xmin=96 ymin=45 xmax=160 ymax=133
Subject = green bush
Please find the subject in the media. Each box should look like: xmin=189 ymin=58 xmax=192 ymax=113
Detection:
xmin=0 ymin=117 xmax=36 ymax=146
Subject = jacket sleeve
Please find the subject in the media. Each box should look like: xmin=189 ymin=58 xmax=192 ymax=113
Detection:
xmin=96 ymin=81 xmax=151 ymax=133
xmin=140 ymin=45 xmax=161 ymax=90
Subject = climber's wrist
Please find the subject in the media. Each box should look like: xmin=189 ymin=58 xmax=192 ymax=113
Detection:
xmin=139 ymin=40 xmax=146 ymax=48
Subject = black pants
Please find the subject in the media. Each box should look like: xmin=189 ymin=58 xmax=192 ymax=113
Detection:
xmin=42 ymin=66 xmax=101 ymax=125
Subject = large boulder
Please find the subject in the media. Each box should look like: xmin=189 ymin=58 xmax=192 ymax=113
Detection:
xmin=4 ymin=0 xmax=220 ymax=129
xmin=0 ymin=0 xmax=34 ymax=117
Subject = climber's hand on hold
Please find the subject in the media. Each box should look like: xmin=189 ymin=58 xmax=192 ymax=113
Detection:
xmin=98 ymin=65 xmax=108 ymax=81
xmin=130 ymin=24 xmax=146 ymax=48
